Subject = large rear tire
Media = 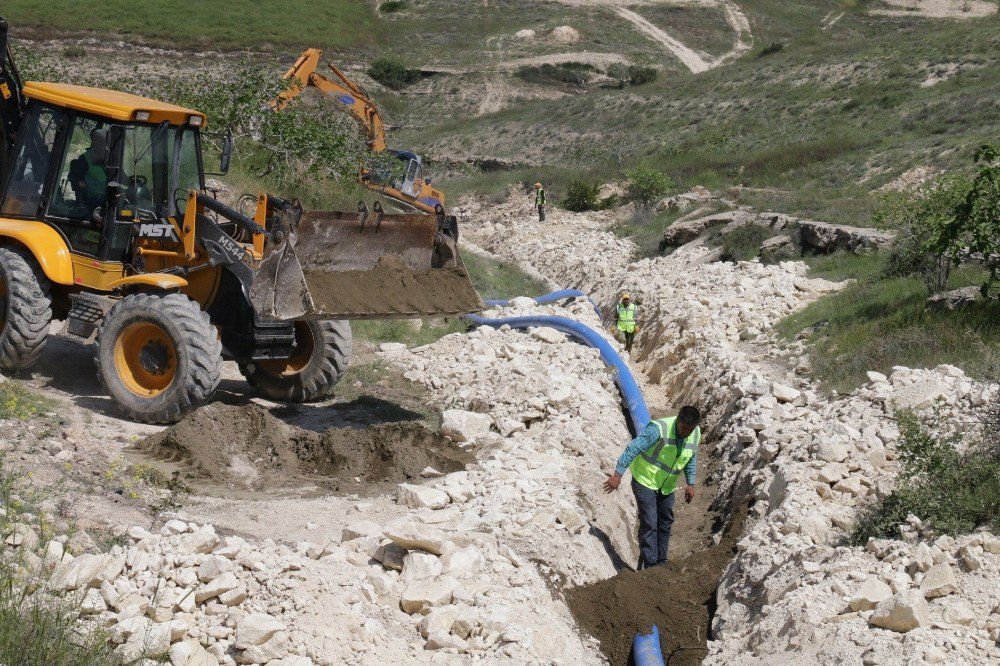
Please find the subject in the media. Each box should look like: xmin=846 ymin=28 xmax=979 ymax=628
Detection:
xmin=0 ymin=247 xmax=52 ymax=370
xmin=96 ymin=293 xmax=222 ymax=424
xmin=239 ymin=319 xmax=351 ymax=402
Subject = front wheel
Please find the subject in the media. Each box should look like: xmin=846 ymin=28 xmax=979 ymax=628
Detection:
xmin=239 ymin=319 xmax=351 ymax=402
xmin=96 ymin=293 xmax=222 ymax=424
xmin=0 ymin=247 xmax=52 ymax=370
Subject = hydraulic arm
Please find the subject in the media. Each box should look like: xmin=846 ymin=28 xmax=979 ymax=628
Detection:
xmin=271 ymin=48 xmax=447 ymax=214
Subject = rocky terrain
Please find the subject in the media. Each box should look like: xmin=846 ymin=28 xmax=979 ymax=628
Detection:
xmin=456 ymin=189 xmax=1000 ymax=664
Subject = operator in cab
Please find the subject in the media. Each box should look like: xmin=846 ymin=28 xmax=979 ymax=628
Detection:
xmin=68 ymin=127 xmax=109 ymax=210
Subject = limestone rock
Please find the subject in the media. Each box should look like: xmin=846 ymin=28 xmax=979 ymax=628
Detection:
xmin=920 ymin=563 xmax=958 ymax=599
xmin=194 ymin=571 xmax=238 ymax=603
xmin=401 ymin=551 xmax=443 ymax=585
xmin=441 ymin=409 xmax=492 ymax=442
xmin=176 ymin=525 xmax=219 ymax=556
xmin=400 ymin=576 xmax=458 ymax=614
xmin=441 ymin=546 xmax=485 ymax=578
xmin=384 ymin=524 xmax=450 ymax=555
xmin=942 ymin=601 xmax=976 ymax=626
xmin=850 ymin=578 xmax=892 ymax=611
xmin=50 ymin=554 xmax=126 ymax=591
xmin=235 ymin=613 xmax=286 ymax=649
xmin=771 ymin=383 xmax=801 ymax=403
xmin=817 ymin=440 xmax=849 ymax=463
xmin=870 ymin=590 xmax=931 ymax=632
xmin=397 ymin=483 xmax=451 ymax=510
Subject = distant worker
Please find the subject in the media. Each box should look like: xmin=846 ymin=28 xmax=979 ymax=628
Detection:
xmin=615 ymin=293 xmax=639 ymax=353
xmin=69 ymin=127 xmax=109 ymax=210
xmin=604 ymin=406 xmax=701 ymax=569
xmin=534 ymin=182 xmax=546 ymax=222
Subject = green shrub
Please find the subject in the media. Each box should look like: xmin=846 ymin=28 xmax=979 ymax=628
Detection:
xmin=367 ymin=57 xmax=420 ymax=90
xmin=379 ymin=0 xmax=406 ymax=11
xmin=720 ymin=224 xmax=774 ymax=262
xmin=627 ymin=65 xmax=657 ymax=86
xmin=851 ymin=408 xmax=1000 ymax=544
xmin=624 ymin=163 xmax=674 ymax=207
xmin=757 ymin=42 xmax=784 ymax=58
xmin=606 ymin=63 xmax=629 ymax=89
xmin=563 ymin=181 xmax=601 ymax=212
xmin=61 ymin=45 xmax=86 ymax=58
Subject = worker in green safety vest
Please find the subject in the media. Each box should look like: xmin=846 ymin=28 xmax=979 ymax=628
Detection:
xmin=614 ymin=293 xmax=639 ymax=353
xmin=68 ymin=128 xmax=109 ymax=211
xmin=604 ymin=406 xmax=701 ymax=569
xmin=534 ymin=182 xmax=545 ymax=222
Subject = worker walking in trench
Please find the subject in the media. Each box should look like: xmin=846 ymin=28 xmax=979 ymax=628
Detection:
xmin=603 ymin=406 xmax=701 ymax=569
xmin=534 ymin=182 xmax=546 ymax=221
xmin=614 ymin=293 xmax=639 ymax=353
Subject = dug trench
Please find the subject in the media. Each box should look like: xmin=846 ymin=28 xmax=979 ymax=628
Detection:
xmin=566 ymin=427 xmax=752 ymax=666
xmin=130 ymin=403 xmax=474 ymax=498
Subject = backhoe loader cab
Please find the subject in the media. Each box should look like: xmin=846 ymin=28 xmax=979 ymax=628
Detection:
xmin=0 ymin=22 xmax=482 ymax=424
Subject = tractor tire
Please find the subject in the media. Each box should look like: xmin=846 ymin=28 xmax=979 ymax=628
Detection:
xmin=0 ymin=247 xmax=53 ymax=370
xmin=96 ymin=293 xmax=222 ymax=424
xmin=239 ymin=319 xmax=351 ymax=402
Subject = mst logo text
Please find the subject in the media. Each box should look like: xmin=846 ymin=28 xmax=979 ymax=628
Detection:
xmin=137 ymin=222 xmax=178 ymax=241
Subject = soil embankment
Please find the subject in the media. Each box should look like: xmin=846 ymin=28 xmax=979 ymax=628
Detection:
xmin=135 ymin=403 xmax=473 ymax=495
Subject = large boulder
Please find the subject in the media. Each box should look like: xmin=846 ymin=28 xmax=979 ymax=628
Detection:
xmin=661 ymin=210 xmax=751 ymax=247
xmin=870 ymin=590 xmax=931 ymax=632
xmin=798 ymin=220 xmax=894 ymax=253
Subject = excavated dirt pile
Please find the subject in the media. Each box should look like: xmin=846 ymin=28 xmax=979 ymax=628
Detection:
xmin=567 ymin=506 xmax=747 ymax=666
xmin=303 ymin=255 xmax=482 ymax=317
xmin=136 ymin=403 xmax=472 ymax=494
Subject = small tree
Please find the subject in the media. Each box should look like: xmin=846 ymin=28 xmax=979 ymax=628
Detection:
xmin=624 ymin=163 xmax=674 ymax=207
xmin=368 ymin=57 xmax=419 ymax=90
xmin=942 ymin=144 xmax=1000 ymax=297
xmin=874 ymin=173 xmax=971 ymax=295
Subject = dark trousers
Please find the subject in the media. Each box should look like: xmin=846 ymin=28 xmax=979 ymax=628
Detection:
xmin=623 ymin=330 xmax=635 ymax=352
xmin=538 ymin=204 xmax=545 ymax=221
xmin=632 ymin=478 xmax=676 ymax=569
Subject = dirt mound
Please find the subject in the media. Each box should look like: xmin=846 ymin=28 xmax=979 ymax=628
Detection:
xmin=567 ymin=506 xmax=747 ymax=665
xmin=135 ymin=404 xmax=472 ymax=494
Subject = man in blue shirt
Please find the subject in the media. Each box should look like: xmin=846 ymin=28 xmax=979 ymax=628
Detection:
xmin=604 ymin=406 xmax=701 ymax=569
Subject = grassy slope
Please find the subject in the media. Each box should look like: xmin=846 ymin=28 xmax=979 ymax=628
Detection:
xmin=778 ymin=253 xmax=1000 ymax=393
xmin=402 ymin=2 xmax=999 ymax=225
xmin=3 ymin=0 xmax=380 ymax=50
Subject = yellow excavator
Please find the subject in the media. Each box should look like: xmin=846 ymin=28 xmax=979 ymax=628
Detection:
xmin=272 ymin=48 xmax=446 ymax=215
xmin=0 ymin=19 xmax=482 ymax=423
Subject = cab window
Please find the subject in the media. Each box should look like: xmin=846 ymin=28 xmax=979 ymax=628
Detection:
xmin=119 ymin=123 xmax=202 ymax=219
xmin=1 ymin=104 xmax=64 ymax=217
xmin=47 ymin=115 xmax=109 ymax=255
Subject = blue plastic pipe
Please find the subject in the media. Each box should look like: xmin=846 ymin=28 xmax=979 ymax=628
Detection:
xmin=632 ymin=625 xmax=666 ymax=666
xmin=484 ymin=288 xmax=603 ymax=319
xmin=463 ymin=312 xmax=650 ymax=435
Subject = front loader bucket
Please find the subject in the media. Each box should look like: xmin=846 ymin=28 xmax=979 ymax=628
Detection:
xmin=249 ymin=204 xmax=484 ymax=320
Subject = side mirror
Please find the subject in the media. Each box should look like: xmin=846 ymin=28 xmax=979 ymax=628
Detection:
xmin=424 ymin=177 xmax=431 ymax=185
xmin=219 ymin=129 xmax=233 ymax=175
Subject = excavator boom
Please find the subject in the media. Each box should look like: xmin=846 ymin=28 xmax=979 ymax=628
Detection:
xmin=269 ymin=48 xmax=446 ymax=215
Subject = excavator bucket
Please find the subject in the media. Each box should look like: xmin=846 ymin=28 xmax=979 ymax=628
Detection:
xmin=249 ymin=203 xmax=484 ymax=320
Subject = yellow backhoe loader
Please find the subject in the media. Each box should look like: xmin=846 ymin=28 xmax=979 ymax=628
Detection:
xmin=0 ymin=19 xmax=482 ymax=424
xmin=272 ymin=48 xmax=446 ymax=215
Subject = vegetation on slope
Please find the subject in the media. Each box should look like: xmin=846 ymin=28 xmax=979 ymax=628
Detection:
xmin=2 ymin=0 xmax=380 ymax=49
